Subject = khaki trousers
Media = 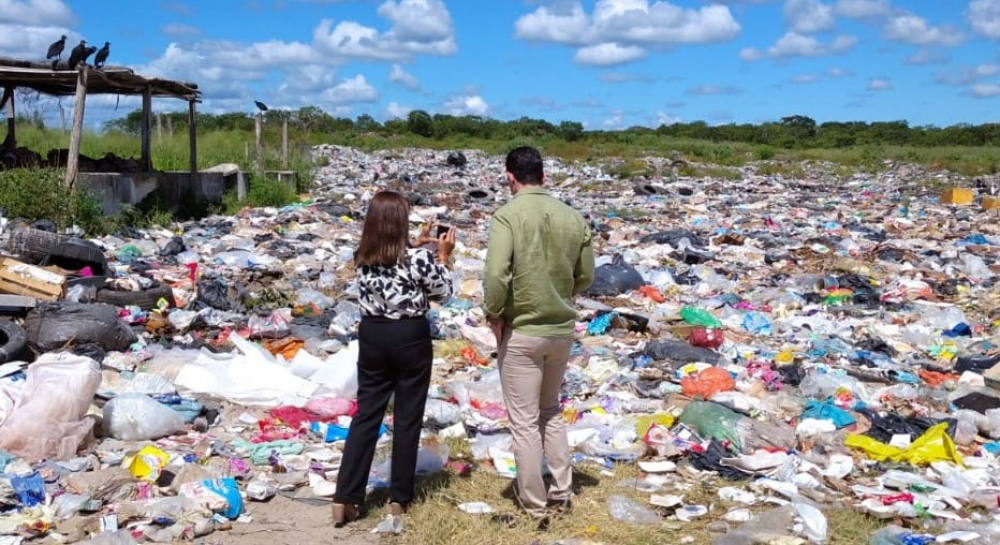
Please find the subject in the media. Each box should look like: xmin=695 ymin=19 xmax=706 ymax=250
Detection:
xmin=497 ymin=328 xmax=574 ymax=516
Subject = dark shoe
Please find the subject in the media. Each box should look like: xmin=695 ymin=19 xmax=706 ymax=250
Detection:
xmin=331 ymin=502 xmax=361 ymax=527
xmin=546 ymin=498 xmax=573 ymax=515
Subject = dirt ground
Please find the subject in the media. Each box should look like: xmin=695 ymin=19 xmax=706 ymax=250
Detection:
xmin=198 ymin=494 xmax=381 ymax=545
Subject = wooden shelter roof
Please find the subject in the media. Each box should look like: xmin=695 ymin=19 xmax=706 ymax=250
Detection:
xmin=0 ymin=57 xmax=200 ymax=101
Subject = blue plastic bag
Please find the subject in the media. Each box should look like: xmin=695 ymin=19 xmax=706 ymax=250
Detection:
xmin=203 ymin=477 xmax=243 ymax=519
xmin=11 ymin=472 xmax=45 ymax=507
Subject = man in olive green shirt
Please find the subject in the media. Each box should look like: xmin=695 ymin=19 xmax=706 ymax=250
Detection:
xmin=484 ymin=146 xmax=594 ymax=520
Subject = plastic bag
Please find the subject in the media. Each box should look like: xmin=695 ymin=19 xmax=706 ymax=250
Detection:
xmin=845 ymin=423 xmax=963 ymax=467
xmin=677 ymin=401 xmax=744 ymax=449
xmin=643 ymin=339 xmax=723 ymax=364
xmin=0 ymin=352 xmax=101 ymax=462
xmin=309 ymin=341 xmax=359 ymax=399
xmin=607 ymin=495 xmax=660 ymax=525
xmin=424 ymin=398 xmax=461 ymax=428
xmin=681 ymin=367 xmax=736 ymax=399
xmin=103 ymin=393 xmax=186 ymax=441
xmin=680 ymin=306 xmax=722 ymax=328
xmin=586 ymin=254 xmax=646 ymax=296
xmin=24 ymin=302 xmax=137 ymax=352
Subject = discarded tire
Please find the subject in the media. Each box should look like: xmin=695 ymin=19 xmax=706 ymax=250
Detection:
xmin=24 ymin=302 xmax=137 ymax=353
xmin=96 ymin=281 xmax=175 ymax=310
xmin=0 ymin=319 xmax=28 ymax=364
xmin=41 ymin=239 xmax=109 ymax=276
xmin=6 ymin=227 xmax=68 ymax=265
xmin=633 ymin=182 xmax=660 ymax=196
xmin=464 ymin=188 xmax=494 ymax=201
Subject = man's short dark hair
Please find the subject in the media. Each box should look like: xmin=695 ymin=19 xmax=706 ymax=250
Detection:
xmin=505 ymin=146 xmax=543 ymax=185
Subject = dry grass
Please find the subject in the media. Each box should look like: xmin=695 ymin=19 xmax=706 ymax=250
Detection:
xmin=343 ymin=458 xmax=887 ymax=545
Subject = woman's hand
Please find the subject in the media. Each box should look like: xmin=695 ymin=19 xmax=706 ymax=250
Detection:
xmin=415 ymin=221 xmax=438 ymax=247
xmin=437 ymin=226 xmax=456 ymax=266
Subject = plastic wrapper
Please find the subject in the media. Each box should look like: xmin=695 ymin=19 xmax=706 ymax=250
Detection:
xmin=103 ymin=393 xmax=186 ymax=441
xmin=607 ymin=495 xmax=660 ymax=525
xmin=0 ymin=352 xmax=101 ymax=462
xmin=23 ymin=302 xmax=137 ymax=352
xmin=845 ymin=423 xmax=963 ymax=466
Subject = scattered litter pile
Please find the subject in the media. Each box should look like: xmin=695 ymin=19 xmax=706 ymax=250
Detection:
xmin=2 ymin=146 xmax=1000 ymax=544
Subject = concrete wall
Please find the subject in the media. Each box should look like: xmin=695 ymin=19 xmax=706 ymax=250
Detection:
xmin=78 ymin=171 xmax=240 ymax=215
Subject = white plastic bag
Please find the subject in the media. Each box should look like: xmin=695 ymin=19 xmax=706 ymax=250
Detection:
xmin=309 ymin=341 xmax=359 ymax=399
xmin=103 ymin=393 xmax=186 ymax=441
xmin=0 ymin=352 xmax=102 ymax=462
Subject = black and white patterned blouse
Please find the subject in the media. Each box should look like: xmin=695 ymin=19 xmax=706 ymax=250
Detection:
xmin=357 ymin=248 xmax=453 ymax=319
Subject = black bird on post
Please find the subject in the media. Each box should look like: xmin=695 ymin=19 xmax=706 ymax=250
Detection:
xmin=94 ymin=42 xmax=110 ymax=69
xmin=82 ymin=45 xmax=97 ymax=64
xmin=46 ymin=35 xmax=66 ymax=59
xmin=254 ymin=100 xmax=268 ymax=112
xmin=66 ymin=39 xmax=87 ymax=69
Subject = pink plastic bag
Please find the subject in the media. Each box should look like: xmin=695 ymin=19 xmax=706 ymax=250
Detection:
xmin=0 ymin=353 xmax=101 ymax=462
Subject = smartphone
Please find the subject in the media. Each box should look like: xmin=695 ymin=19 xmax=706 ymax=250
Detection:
xmin=436 ymin=224 xmax=452 ymax=238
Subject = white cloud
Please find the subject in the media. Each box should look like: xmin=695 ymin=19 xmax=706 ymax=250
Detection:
xmin=833 ymin=0 xmax=892 ymax=19
xmin=384 ymin=101 xmax=413 ymax=119
xmin=907 ymin=49 xmax=949 ymax=65
xmin=884 ymin=13 xmax=963 ymax=46
xmin=935 ymin=64 xmax=1000 ymax=86
xmin=740 ymin=32 xmax=857 ymax=60
xmin=970 ymin=83 xmax=1000 ymax=98
xmin=0 ymin=0 xmax=74 ymax=26
xmin=790 ymin=74 xmax=819 ymax=83
xmin=319 ymin=74 xmax=379 ymax=105
xmin=574 ymin=42 xmax=645 ymax=66
xmin=784 ymin=0 xmax=835 ymax=34
xmin=442 ymin=94 xmax=489 ymax=116
xmin=825 ymin=66 xmax=853 ymax=77
xmin=686 ymin=84 xmax=742 ymax=95
xmin=389 ymin=64 xmax=420 ymax=90
xmin=602 ymin=109 xmax=625 ymax=128
xmin=312 ymin=0 xmax=456 ymax=61
xmin=968 ymin=0 xmax=1000 ymax=39
xmin=161 ymin=24 xmax=201 ymax=36
xmin=599 ymin=72 xmax=656 ymax=83
xmin=656 ymin=111 xmax=681 ymax=125
xmin=0 ymin=23 xmax=76 ymax=59
xmin=515 ymin=0 xmax=741 ymax=67
xmin=867 ymin=77 xmax=892 ymax=90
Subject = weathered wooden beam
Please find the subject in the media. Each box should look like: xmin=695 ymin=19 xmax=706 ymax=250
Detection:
xmin=188 ymin=100 xmax=197 ymax=176
xmin=282 ymin=117 xmax=288 ymax=170
xmin=140 ymin=85 xmax=152 ymax=172
xmin=255 ymin=112 xmax=264 ymax=175
xmin=64 ymin=66 xmax=87 ymax=188
xmin=3 ymin=86 xmax=13 ymax=150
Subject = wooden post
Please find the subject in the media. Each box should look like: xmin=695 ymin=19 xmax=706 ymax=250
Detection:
xmin=166 ymin=114 xmax=173 ymax=137
xmin=156 ymin=112 xmax=162 ymax=144
xmin=140 ymin=85 xmax=152 ymax=172
xmin=281 ymin=117 xmax=288 ymax=169
xmin=4 ymin=87 xmax=14 ymax=150
xmin=64 ymin=67 xmax=88 ymax=188
xmin=188 ymin=100 xmax=197 ymax=175
xmin=255 ymin=112 xmax=264 ymax=175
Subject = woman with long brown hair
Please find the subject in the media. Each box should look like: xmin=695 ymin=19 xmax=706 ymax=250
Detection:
xmin=332 ymin=190 xmax=456 ymax=527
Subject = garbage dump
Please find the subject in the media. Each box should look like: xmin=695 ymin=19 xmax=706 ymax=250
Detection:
xmin=1 ymin=146 xmax=1000 ymax=543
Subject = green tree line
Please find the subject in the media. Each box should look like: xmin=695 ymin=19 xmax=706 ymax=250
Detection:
xmin=99 ymin=109 xmax=1000 ymax=149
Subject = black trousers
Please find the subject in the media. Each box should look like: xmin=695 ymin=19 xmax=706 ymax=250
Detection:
xmin=334 ymin=315 xmax=433 ymax=506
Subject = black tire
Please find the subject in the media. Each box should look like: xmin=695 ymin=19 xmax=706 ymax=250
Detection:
xmin=0 ymin=319 xmax=28 ymax=364
xmin=464 ymin=188 xmax=494 ymax=201
xmin=41 ymin=239 xmax=109 ymax=276
xmin=96 ymin=281 xmax=174 ymax=310
xmin=633 ymin=182 xmax=659 ymax=196
xmin=6 ymin=227 xmax=68 ymax=264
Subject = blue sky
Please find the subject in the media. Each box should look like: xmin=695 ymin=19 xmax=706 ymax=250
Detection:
xmin=1 ymin=0 xmax=999 ymax=129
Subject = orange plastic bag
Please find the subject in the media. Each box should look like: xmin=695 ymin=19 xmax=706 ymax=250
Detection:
xmin=681 ymin=367 xmax=735 ymax=399
xmin=638 ymin=285 xmax=665 ymax=303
